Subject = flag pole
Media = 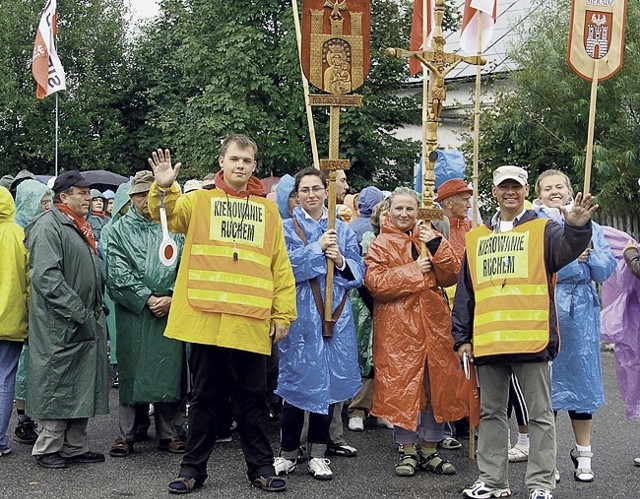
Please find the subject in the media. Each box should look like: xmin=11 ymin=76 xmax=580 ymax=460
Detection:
xmin=55 ymin=93 xmax=59 ymax=177
xmin=583 ymin=59 xmax=599 ymax=194
xmin=471 ymin=12 xmax=483 ymax=229
xmin=292 ymin=0 xmax=320 ymax=170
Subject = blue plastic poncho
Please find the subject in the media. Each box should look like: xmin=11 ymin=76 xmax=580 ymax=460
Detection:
xmin=276 ymin=206 xmax=364 ymax=414
xmin=534 ymin=204 xmax=615 ymax=412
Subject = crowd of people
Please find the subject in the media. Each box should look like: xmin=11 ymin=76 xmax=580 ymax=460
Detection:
xmin=0 ymin=134 xmax=637 ymax=499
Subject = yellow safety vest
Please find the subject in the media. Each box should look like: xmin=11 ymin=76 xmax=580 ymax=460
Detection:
xmin=465 ymin=219 xmax=551 ymax=357
xmin=186 ymin=190 xmax=276 ymax=320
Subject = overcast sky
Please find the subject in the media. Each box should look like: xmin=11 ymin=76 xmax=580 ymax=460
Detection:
xmin=130 ymin=0 xmax=160 ymax=21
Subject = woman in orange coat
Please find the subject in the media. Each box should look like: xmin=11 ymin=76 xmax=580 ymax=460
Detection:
xmin=364 ymin=187 xmax=467 ymax=477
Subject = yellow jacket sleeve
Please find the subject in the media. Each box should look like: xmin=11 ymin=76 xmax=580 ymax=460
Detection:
xmin=148 ymin=181 xmax=193 ymax=234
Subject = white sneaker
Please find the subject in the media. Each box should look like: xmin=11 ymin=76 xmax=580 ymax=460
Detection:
xmin=273 ymin=456 xmax=297 ymax=475
xmin=529 ymin=490 xmax=553 ymax=499
xmin=508 ymin=443 xmax=529 ymax=462
xmin=554 ymin=468 xmax=560 ymax=482
xmin=462 ymin=480 xmax=511 ymax=498
xmin=634 ymin=457 xmax=640 ymax=466
xmin=348 ymin=416 xmax=364 ymax=431
xmin=307 ymin=457 xmax=333 ymax=480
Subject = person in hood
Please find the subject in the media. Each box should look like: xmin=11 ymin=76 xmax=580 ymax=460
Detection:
xmin=452 ymin=165 xmax=597 ymax=499
xmin=106 ymin=170 xmax=185 ymax=458
xmin=12 ymin=179 xmax=53 ymax=446
xmin=364 ymin=187 xmax=466 ymax=478
xmin=532 ymin=170 xmax=615 ymax=483
xmin=88 ymin=189 xmax=108 ymax=245
xmin=25 ymin=170 xmax=109 ymax=469
xmin=0 ymin=187 xmax=29 ymax=458
xmin=274 ymin=174 xmax=296 ymax=220
xmin=147 ymin=134 xmax=296 ymax=494
xmin=273 ymin=167 xmax=364 ymax=481
xmin=102 ymin=189 xmax=116 ymax=218
xmin=349 ymin=186 xmax=385 ymax=245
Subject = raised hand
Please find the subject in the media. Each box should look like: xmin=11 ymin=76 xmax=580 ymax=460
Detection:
xmin=147 ymin=149 xmax=181 ymax=188
xmin=561 ymin=192 xmax=599 ymax=227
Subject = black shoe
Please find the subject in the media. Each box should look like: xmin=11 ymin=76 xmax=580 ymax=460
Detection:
xmin=36 ymin=453 xmax=68 ymax=469
xmin=66 ymin=451 xmax=105 ymax=464
xmin=14 ymin=419 xmax=38 ymax=445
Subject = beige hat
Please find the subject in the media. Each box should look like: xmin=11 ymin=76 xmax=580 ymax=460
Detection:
xmin=183 ymin=179 xmax=203 ymax=193
xmin=493 ymin=165 xmax=528 ymax=186
xmin=129 ymin=170 xmax=154 ymax=195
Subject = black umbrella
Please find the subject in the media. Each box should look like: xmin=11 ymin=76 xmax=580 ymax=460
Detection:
xmin=81 ymin=170 xmax=130 ymax=191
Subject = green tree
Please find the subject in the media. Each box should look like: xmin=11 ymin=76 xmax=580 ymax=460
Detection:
xmin=465 ymin=0 xmax=640 ymax=214
xmin=0 ymin=0 xmax=134 ymax=177
xmin=131 ymin=0 xmax=430 ymax=190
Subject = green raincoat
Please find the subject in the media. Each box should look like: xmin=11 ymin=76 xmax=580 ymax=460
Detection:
xmin=106 ymin=204 xmax=184 ymax=405
xmin=100 ymin=183 xmax=131 ymax=365
xmin=13 ymin=179 xmax=52 ymax=401
xmin=25 ymin=208 xmax=109 ymax=419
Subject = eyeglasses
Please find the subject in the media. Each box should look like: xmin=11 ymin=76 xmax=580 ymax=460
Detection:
xmin=297 ymin=186 xmax=326 ymax=195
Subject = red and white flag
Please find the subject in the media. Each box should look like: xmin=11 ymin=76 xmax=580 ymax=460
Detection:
xmin=32 ymin=0 xmax=66 ymax=100
xmin=459 ymin=0 xmax=497 ymax=55
xmin=409 ymin=0 xmax=434 ymax=76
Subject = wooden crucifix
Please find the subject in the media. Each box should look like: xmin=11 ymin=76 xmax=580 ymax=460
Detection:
xmin=386 ymin=0 xmax=485 ymax=249
xmin=301 ymin=0 xmax=370 ymax=332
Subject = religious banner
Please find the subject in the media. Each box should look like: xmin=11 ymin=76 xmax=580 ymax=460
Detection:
xmin=567 ymin=0 xmax=627 ymax=81
xmin=301 ymin=0 xmax=371 ymax=94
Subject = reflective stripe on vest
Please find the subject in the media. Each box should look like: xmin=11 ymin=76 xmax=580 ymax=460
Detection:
xmin=465 ymin=218 xmax=550 ymax=357
xmin=186 ymin=191 xmax=275 ymax=319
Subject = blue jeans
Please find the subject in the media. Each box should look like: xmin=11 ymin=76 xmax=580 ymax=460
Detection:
xmin=0 ymin=341 xmax=22 ymax=449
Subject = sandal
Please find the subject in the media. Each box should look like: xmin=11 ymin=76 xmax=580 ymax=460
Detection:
xmin=439 ymin=437 xmax=463 ymax=450
xmin=570 ymin=448 xmax=594 ymax=482
xmin=167 ymin=477 xmax=202 ymax=494
xmin=168 ymin=437 xmax=187 ymax=454
xmin=395 ymin=452 xmax=418 ymax=477
xmin=252 ymin=474 xmax=286 ymax=492
xmin=419 ymin=451 xmax=456 ymax=475
xmin=109 ymin=437 xmax=132 ymax=457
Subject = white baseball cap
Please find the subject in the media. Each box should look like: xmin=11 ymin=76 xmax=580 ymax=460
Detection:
xmin=493 ymin=165 xmax=528 ymax=186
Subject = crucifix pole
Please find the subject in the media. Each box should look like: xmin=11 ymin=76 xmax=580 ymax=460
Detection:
xmin=386 ymin=0 xmax=485 ymax=248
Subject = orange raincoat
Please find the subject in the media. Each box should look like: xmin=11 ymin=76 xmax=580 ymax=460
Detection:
xmin=364 ymin=218 xmax=467 ymax=431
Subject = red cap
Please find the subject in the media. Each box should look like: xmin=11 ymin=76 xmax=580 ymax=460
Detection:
xmin=434 ymin=178 xmax=473 ymax=204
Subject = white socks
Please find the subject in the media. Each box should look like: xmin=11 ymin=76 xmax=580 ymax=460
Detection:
xmin=575 ymin=443 xmax=592 ymax=469
xmin=517 ymin=432 xmax=530 ymax=448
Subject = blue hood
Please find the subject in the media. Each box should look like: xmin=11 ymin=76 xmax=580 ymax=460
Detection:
xmin=357 ymin=186 xmax=384 ymax=217
xmin=15 ymin=180 xmax=52 ymax=228
xmin=275 ymin=174 xmax=295 ymax=220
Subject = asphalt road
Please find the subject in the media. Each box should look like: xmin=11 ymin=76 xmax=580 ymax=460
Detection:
xmin=2 ymin=351 xmax=639 ymax=499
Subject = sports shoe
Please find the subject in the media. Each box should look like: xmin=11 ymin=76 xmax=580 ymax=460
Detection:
xmin=554 ymin=468 xmax=560 ymax=482
xmin=529 ymin=490 xmax=553 ymax=499
xmin=508 ymin=442 xmax=529 ymax=462
xmin=348 ymin=416 xmax=364 ymax=431
xmin=273 ymin=456 xmax=297 ymax=475
xmin=307 ymin=457 xmax=333 ymax=480
xmin=462 ymin=480 xmax=511 ymax=498
xmin=65 ymin=451 xmax=105 ymax=464
xmin=0 ymin=445 xmax=12 ymax=457
xmin=325 ymin=443 xmax=357 ymax=457
xmin=14 ymin=419 xmax=38 ymax=445
xmin=634 ymin=457 xmax=640 ymax=466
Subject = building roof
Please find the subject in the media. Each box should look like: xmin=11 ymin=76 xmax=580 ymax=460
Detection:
xmin=410 ymin=0 xmax=542 ymax=82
